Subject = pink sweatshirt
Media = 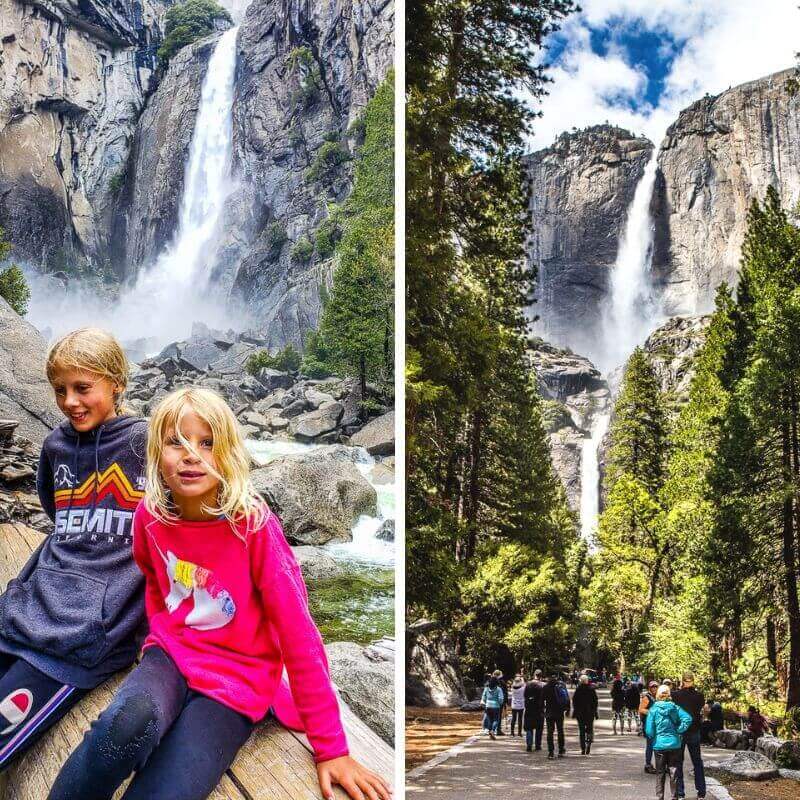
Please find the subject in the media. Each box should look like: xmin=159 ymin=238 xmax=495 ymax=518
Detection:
xmin=132 ymin=503 xmax=348 ymax=763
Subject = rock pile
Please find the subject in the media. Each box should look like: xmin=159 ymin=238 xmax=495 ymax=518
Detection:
xmin=706 ymin=751 xmax=780 ymax=781
xmin=125 ymin=325 xmax=394 ymax=450
xmin=0 ymin=420 xmax=48 ymax=529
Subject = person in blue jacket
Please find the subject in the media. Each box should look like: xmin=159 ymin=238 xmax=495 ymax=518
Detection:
xmin=480 ymin=676 xmax=504 ymax=739
xmin=645 ymin=684 xmax=693 ymax=800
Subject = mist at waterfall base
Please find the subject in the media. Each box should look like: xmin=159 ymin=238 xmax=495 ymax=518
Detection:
xmin=26 ymin=27 xmax=242 ymax=350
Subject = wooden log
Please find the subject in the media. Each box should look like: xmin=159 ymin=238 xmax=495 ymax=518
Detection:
xmin=0 ymin=523 xmax=394 ymax=799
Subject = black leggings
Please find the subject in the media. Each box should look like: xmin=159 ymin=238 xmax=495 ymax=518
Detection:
xmin=48 ymin=647 xmax=254 ymax=800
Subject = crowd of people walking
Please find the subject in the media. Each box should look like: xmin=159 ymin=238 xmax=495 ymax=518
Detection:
xmin=478 ymin=667 xmax=771 ymax=800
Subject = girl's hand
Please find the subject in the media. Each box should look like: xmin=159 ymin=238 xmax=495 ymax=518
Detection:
xmin=316 ymin=755 xmax=392 ymax=800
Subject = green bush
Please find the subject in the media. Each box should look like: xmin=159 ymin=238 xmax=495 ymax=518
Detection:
xmin=291 ymin=236 xmax=314 ymax=264
xmin=323 ymin=130 xmax=341 ymax=143
xmin=314 ymin=217 xmax=342 ymax=259
xmin=0 ymin=264 xmax=30 ymax=316
xmin=245 ymin=344 xmax=302 ymax=375
xmin=108 ymin=170 xmax=126 ymax=196
xmin=157 ymin=0 xmax=231 ymax=65
xmin=305 ymin=141 xmax=351 ymax=184
xmin=286 ymin=47 xmax=321 ymax=109
xmin=300 ymin=329 xmax=333 ymax=378
xmin=265 ymin=222 xmax=288 ymax=258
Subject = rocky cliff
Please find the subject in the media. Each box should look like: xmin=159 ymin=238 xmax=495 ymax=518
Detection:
xmin=528 ymin=69 xmax=800 ymax=355
xmin=653 ymin=68 xmax=800 ymax=316
xmin=0 ymin=0 xmax=172 ymax=270
xmin=525 ymin=125 xmax=653 ymax=357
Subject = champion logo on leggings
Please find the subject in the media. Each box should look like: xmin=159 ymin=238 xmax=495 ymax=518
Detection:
xmin=0 ymin=689 xmax=33 ymax=735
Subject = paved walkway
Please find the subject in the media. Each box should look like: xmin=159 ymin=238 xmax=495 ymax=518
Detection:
xmin=406 ymin=689 xmax=731 ymax=799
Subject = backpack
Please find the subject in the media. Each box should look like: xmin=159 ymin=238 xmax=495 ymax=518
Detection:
xmin=556 ymin=682 xmax=570 ymax=711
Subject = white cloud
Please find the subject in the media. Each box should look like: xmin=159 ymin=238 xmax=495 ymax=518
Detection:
xmin=526 ymin=0 xmax=798 ymax=150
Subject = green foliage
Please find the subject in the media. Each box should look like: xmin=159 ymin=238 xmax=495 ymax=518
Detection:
xmin=286 ymin=46 xmax=321 ymax=109
xmin=300 ymin=329 xmax=334 ymax=379
xmin=313 ymin=216 xmax=342 ymax=259
xmin=245 ymin=344 xmax=301 ymax=375
xmin=0 ymin=265 xmax=30 ymax=316
xmin=323 ymin=130 xmax=341 ymax=143
xmin=313 ymin=72 xmax=395 ymax=392
xmin=157 ymin=0 xmax=231 ymax=65
xmin=265 ymin=222 xmax=287 ymax=258
xmin=290 ymin=236 xmax=314 ymax=264
xmin=108 ymin=170 xmax=126 ymax=196
xmin=305 ymin=141 xmax=351 ymax=184
xmin=406 ymin=0 xmax=579 ymax=673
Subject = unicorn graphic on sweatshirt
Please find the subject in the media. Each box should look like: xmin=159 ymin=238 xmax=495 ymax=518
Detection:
xmin=151 ymin=540 xmax=236 ymax=631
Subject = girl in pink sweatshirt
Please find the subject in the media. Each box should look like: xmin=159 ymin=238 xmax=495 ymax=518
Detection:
xmin=48 ymin=387 xmax=391 ymax=800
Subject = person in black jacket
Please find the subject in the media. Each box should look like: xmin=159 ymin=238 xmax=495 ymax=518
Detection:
xmin=673 ymin=673 xmax=707 ymax=800
xmin=572 ymin=674 xmax=599 ymax=755
xmin=523 ymin=670 xmax=545 ymax=752
xmin=611 ymin=674 xmax=626 ymax=734
xmin=542 ymin=672 xmax=570 ymax=758
xmin=625 ymin=679 xmax=642 ymax=734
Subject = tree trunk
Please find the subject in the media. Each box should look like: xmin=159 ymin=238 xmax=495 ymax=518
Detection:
xmin=359 ymin=354 xmax=367 ymax=399
xmin=766 ymin=616 xmax=777 ymax=671
xmin=464 ymin=408 xmax=484 ymax=563
xmin=781 ymin=400 xmax=800 ymax=709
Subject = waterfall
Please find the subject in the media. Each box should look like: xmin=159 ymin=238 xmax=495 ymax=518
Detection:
xmin=117 ymin=26 xmax=240 ymax=345
xmin=598 ymin=150 xmax=662 ymax=374
xmin=580 ymin=410 xmax=610 ymax=543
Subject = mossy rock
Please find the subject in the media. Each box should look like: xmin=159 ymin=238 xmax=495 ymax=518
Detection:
xmin=0 ymin=524 xmax=393 ymax=798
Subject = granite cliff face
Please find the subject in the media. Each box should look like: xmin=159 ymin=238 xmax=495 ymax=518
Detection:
xmin=525 ymin=125 xmax=653 ymax=357
xmin=528 ymin=69 xmax=800 ymax=356
xmin=653 ymin=69 xmax=800 ymax=316
xmin=0 ymin=0 xmax=171 ymax=270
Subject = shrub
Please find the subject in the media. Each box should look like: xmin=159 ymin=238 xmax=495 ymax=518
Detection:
xmin=245 ymin=344 xmax=302 ymax=375
xmin=286 ymin=47 xmax=321 ymax=109
xmin=314 ymin=217 xmax=342 ymax=259
xmin=0 ymin=264 xmax=30 ymax=316
xmin=157 ymin=0 xmax=231 ymax=65
xmin=108 ymin=170 xmax=126 ymax=196
xmin=300 ymin=329 xmax=333 ymax=379
xmin=265 ymin=222 xmax=288 ymax=258
xmin=323 ymin=130 xmax=341 ymax=143
xmin=305 ymin=141 xmax=351 ymax=184
xmin=291 ymin=236 xmax=314 ymax=264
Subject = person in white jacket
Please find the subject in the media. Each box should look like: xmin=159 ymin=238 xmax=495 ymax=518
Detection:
xmin=510 ymin=674 xmax=526 ymax=736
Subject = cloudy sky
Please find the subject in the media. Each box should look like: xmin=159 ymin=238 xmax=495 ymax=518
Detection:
xmin=526 ymin=0 xmax=799 ymax=150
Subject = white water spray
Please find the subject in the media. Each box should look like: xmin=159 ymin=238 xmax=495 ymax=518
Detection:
xmin=598 ymin=151 xmax=662 ymax=373
xmin=580 ymin=410 xmax=610 ymax=543
xmin=117 ymin=26 xmax=240 ymax=344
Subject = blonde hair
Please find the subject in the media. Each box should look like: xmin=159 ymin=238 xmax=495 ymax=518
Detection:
xmin=145 ymin=386 xmax=267 ymax=533
xmin=656 ymin=685 xmax=671 ymax=701
xmin=46 ymin=327 xmax=130 ymax=414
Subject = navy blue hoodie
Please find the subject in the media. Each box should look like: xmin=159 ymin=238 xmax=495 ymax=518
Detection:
xmin=0 ymin=415 xmax=148 ymax=688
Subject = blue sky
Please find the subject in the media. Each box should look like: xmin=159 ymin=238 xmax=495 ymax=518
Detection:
xmin=525 ymin=0 xmax=798 ymax=149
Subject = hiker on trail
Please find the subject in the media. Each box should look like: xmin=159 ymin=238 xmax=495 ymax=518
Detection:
xmin=572 ymin=674 xmax=599 ymax=755
xmin=510 ymin=674 xmax=525 ymax=736
xmin=673 ymin=672 xmax=707 ymax=800
xmin=745 ymin=706 xmax=770 ymax=751
xmin=543 ymin=672 xmax=570 ymax=759
xmin=480 ymin=676 xmax=504 ymax=739
xmin=625 ymin=678 xmax=642 ymax=734
xmin=611 ymin=674 xmax=626 ymax=734
xmin=645 ymin=684 xmax=693 ymax=800
xmin=640 ymin=680 xmax=659 ymax=774
xmin=523 ymin=669 xmax=545 ymax=752
xmin=701 ymin=699 xmax=724 ymax=744
xmin=492 ymin=670 xmax=507 ymax=735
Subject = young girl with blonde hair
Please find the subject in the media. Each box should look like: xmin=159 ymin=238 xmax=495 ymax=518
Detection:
xmin=49 ymin=386 xmax=391 ymax=800
xmin=0 ymin=328 xmax=147 ymax=771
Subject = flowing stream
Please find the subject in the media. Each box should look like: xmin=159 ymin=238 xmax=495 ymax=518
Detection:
xmin=247 ymin=440 xmax=395 ymax=644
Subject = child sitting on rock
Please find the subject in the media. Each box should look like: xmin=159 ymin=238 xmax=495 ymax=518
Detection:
xmin=48 ymin=386 xmax=390 ymax=800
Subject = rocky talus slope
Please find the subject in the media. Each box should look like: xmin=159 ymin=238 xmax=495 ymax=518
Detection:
xmin=0 ymin=0 xmax=172 ymax=269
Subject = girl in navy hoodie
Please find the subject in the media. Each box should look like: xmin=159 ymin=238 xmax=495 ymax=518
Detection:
xmin=0 ymin=328 xmax=147 ymax=771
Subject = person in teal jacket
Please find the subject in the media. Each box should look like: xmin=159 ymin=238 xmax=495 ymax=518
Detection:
xmin=645 ymin=685 xmax=693 ymax=800
xmin=480 ymin=676 xmax=504 ymax=739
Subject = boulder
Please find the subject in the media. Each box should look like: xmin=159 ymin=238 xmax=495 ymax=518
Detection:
xmin=363 ymin=638 xmax=395 ymax=663
xmin=240 ymin=410 xmax=270 ymax=430
xmin=280 ymin=398 xmax=309 ymax=419
xmin=406 ymin=620 xmax=467 ymax=707
xmin=713 ymin=729 xmax=749 ymax=750
xmin=289 ymin=402 xmax=344 ymax=442
xmin=706 ymin=751 xmax=780 ymax=781
xmin=0 ymin=300 xmax=61 ymax=445
xmin=369 ymin=462 xmax=394 ymax=485
xmin=350 ymin=411 xmax=395 ymax=456
xmin=254 ymin=390 xmax=288 ymax=412
xmin=292 ymin=545 xmax=347 ymax=582
xmin=257 ymin=368 xmax=295 ymax=391
xmin=460 ymin=700 xmax=483 ymax=712
xmin=326 ymin=641 xmax=394 ymax=746
xmin=304 ymin=388 xmax=335 ymax=409
xmin=376 ymin=520 xmax=394 ymax=541
xmin=251 ymin=453 xmax=377 ymax=544
xmin=178 ymin=339 xmax=227 ymax=371
xmin=757 ymin=735 xmax=800 ymax=769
